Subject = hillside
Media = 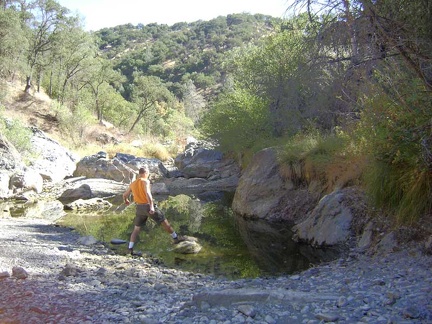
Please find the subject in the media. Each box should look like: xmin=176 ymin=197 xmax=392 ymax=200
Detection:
xmin=1 ymin=81 xmax=132 ymax=158
xmin=95 ymin=13 xmax=281 ymax=100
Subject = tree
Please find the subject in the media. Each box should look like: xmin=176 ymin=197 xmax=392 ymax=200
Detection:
xmin=200 ymin=88 xmax=272 ymax=154
xmin=22 ymin=0 xmax=71 ymax=93
xmin=129 ymin=74 xmax=174 ymax=134
xmin=50 ymin=24 xmax=96 ymax=103
xmin=287 ymin=0 xmax=432 ymax=91
xmin=0 ymin=8 xmax=27 ymax=79
xmin=80 ymin=58 xmax=125 ymax=122
xmin=182 ymin=80 xmax=206 ymax=124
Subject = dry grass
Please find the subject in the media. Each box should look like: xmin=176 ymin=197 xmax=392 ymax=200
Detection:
xmin=1 ymin=80 xmax=179 ymax=161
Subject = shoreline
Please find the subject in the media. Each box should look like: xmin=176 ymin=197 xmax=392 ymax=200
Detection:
xmin=1 ymin=216 xmax=431 ymax=323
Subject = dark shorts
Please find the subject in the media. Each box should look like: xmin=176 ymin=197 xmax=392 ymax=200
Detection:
xmin=133 ymin=204 xmax=166 ymax=227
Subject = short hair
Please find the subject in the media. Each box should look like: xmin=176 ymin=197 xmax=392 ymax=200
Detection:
xmin=139 ymin=165 xmax=149 ymax=174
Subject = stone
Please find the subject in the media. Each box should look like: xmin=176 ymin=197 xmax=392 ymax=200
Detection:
xmin=292 ymin=190 xmax=353 ymax=247
xmin=172 ymin=240 xmax=202 ymax=254
xmin=232 ymin=148 xmax=286 ymax=219
xmin=60 ymin=264 xmax=81 ymax=277
xmin=28 ymin=127 xmax=77 ymax=183
xmin=64 ymin=198 xmax=112 ymax=210
xmin=77 ymin=235 xmax=98 ymax=246
xmin=58 ymin=184 xmax=93 ymax=204
xmin=237 ymin=304 xmax=256 ymax=318
xmin=12 ymin=266 xmax=28 ymax=279
xmin=10 ymin=169 xmax=43 ymax=194
xmin=0 ymin=271 xmax=10 ymax=279
xmin=0 ymin=172 xmax=10 ymax=198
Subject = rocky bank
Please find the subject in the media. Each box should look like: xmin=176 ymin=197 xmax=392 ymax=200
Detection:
xmin=1 ymin=216 xmax=431 ymax=324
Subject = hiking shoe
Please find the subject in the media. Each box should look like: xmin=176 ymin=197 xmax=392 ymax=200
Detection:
xmin=173 ymin=235 xmax=186 ymax=244
xmin=129 ymin=249 xmax=142 ymax=257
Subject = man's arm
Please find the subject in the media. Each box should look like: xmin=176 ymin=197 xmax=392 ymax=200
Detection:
xmin=123 ymin=187 xmax=132 ymax=205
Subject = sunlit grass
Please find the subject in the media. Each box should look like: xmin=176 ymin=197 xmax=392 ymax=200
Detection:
xmin=277 ymin=130 xmax=364 ymax=193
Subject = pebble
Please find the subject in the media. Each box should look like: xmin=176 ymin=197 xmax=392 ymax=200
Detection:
xmin=0 ymin=217 xmax=431 ymax=323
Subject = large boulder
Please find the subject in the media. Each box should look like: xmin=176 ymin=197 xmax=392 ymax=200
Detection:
xmin=21 ymin=200 xmax=65 ymax=222
xmin=10 ymin=169 xmax=43 ymax=194
xmin=232 ymin=147 xmax=318 ymax=223
xmin=74 ymin=152 xmax=168 ymax=182
xmin=292 ymin=190 xmax=354 ymax=247
xmin=155 ymin=175 xmax=239 ymax=196
xmin=232 ymin=148 xmax=289 ymax=220
xmin=58 ymin=178 xmax=128 ymax=205
xmin=28 ymin=127 xmax=78 ymax=183
xmin=0 ymin=133 xmax=24 ymax=172
xmin=115 ymin=153 xmax=168 ymax=180
xmin=174 ymin=141 xmax=240 ymax=180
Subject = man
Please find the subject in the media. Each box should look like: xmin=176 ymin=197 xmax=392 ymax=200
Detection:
xmin=122 ymin=165 xmax=185 ymax=256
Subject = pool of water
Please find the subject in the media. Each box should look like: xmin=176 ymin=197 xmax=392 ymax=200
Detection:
xmin=56 ymin=192 xmax=332 ymax=279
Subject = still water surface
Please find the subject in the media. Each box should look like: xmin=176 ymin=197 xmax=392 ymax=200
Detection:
xmin=57 ymin=193 xmax=324 ymax=279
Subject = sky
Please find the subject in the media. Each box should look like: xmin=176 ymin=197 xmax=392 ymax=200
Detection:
xmin=57 ymin=0 xmax=291 ymax=31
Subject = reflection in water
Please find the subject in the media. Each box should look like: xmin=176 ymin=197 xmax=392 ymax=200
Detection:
xmin=235 ymin=217 xmax=312 ymax=276
xmin=55 ymin=192 xmax=338 ymax=279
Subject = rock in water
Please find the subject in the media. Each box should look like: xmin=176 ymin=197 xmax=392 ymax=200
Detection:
xmin=172 ymin=237 xmax=202 ymax=254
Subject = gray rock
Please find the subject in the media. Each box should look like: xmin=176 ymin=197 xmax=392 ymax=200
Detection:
xmin=0 ymin=271 xmax=10 ymax=279
xmin=58 ymin=184 xmax=93 ymax=204
xmin=237 ymin=304 xmax=256 ymax=317
xmin=374 ymin=232 xmax=398 ymax=255
xmin=292 ymin=190 xmax=353 ymax=247
xmin=172 ymin=238 xmax=202 ymax=254
xmin=22 ymin=200 xmax=66 ymax=221
xmin=77 ymin=235 xmax=98 ymax=246
xmin=232 ymin=148 xmax=287 ymax=219
xmin=10 ymin=169 xmax=43 ymax=194
xmin=0 ymin=133 xmax=23 ymax=172
xmin=0 ymin=172 xmax=10 ymax=198
xmin=28 ymin=127 xmax=77 ymax=183
xmin=64 ymin=197 xmax=112 ymax=210
xmin=12 ymin=266 xmax=28 ymax=279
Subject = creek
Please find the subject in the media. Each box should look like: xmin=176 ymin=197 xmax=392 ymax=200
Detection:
xmin=13 ymin=192 xmax=336 ymax=279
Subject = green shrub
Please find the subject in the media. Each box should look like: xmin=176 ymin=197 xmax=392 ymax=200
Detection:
xmin=357 ymin=77 xmax=432 ymax=224
xmin=52 ymin=102 xmax=95 ymax=148
xmin=0 ymin=106 xmax=32 ymax=153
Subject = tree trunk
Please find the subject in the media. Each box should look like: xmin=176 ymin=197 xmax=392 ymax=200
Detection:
xmin=24 ymin=76 xmax=31 ymax=93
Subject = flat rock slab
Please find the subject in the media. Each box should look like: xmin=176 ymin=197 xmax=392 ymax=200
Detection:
xmin=192 ymin=288 xmax=340 ymax=307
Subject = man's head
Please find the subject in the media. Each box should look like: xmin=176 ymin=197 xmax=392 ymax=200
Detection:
xmin=138 ymin=165 xmax=149 ymax=175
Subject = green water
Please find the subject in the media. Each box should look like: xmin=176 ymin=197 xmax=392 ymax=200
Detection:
xmin=57 ymin=193 xmax=314 ymax=279
xmin=57 ymin=193 xmax=264 ymax=278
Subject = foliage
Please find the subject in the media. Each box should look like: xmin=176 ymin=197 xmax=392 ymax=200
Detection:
xmin=0 ymin=106 xmax=32 ymax=153
xmin=128 ymin=73 xmax=175 ymax=134
xmin=357 ymin=73 xmax=432 ymax=223
xmin=0 ymin=8 xmax=28 ymax=78
xmin=199 ymin=88 xmax=272 ymax=155
xmin=52 ymin=101 xmax=95 ymax=148
xmin=96 ymin=13 xmax=280 ymax=99
xmin=278 ymin=129 xmax=363 ymax=193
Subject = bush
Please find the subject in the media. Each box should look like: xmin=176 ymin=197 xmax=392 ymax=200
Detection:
xmin=0 ymin=106 xmax=32 ymax=153
xmin=199 ymin=88 xmax=273 ymax=157
xmin=357 ymin=78 xmax=432 ymax=224
xmin=53 ymin=102 xmax=95 ymax=148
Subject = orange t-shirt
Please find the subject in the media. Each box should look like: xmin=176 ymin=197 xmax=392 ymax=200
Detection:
xmin=129 ymin=178 xmax=149 ymax=204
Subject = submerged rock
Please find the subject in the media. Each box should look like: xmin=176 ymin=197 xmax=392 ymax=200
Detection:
xmin=172 ymin=236 xmax=202 ymax=254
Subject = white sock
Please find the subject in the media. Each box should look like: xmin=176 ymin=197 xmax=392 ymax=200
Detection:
xmin=171 ymin=232 xmax=178 ymax=239
xmin=128 ymin=242 xmax=134 ymax=249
